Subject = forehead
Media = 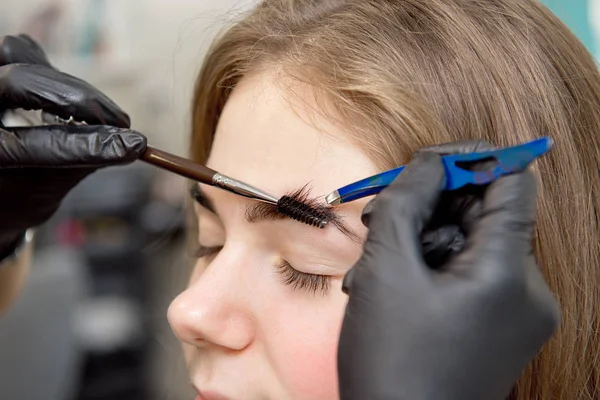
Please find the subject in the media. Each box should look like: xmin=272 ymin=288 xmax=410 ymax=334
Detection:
xmin=207 ymin=71 xmax=379 ymax=200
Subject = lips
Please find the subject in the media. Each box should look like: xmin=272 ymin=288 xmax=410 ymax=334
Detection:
xmin=196 ymin=390 xmax=231 ymax=400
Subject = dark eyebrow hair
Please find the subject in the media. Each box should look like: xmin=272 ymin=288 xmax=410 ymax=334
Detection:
xmin=190 ymin=184 xmax=362 ymax=243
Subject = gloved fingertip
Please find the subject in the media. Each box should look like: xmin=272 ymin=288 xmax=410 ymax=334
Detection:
xmin=17 ymin=34 xmax=36 ymax=44
xmin=341 ymin=267 xmax=355 ymax=295
xmin=393 ymin=150 xmax=445 ymax=192
xmin=0 ymin=34 xmax=52 ymax=68
xmin=121 ymin=130 xmax=148 ymax=157
xmin=363 ymin=151 xmax=445 ymax=240
xmin=102 ymin=127 xmax=147 ymax=159
xmin=117 ymin=113 xmax=132 ymax=129
xmin=73 ymin=125 xmax=147 ymax=161
xmin=361 ymin=152 xmax=444 ymax=228
xmin=360 ymin=198 xmax=376 ymax=227
xmin=415 ymin=139 xmax=495 ymax=156
xmin=410 ymin=149 xmax=443 ymax=166
xmin=411 ymin=148 xmax=435 ymax=158
xmin=485 ymin=169 xmax=538 ymax=217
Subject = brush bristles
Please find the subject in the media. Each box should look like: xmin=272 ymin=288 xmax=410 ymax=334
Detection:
xmin=277 ymin=195 xmax=329 ymax=228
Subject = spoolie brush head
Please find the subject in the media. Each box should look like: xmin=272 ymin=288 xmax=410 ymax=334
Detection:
xmin=276 ymin=193 xmax=329 ymax=229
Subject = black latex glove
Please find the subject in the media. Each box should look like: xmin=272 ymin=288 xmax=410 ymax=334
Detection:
xmin=0 ymin=34 xmax=147 ymax=258
xmin=337 ymin=142 xmax=561 ymax=400
xmin=417 ymin=140 xmax=497 ymax=269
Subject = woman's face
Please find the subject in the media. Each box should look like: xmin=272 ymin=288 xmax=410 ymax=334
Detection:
xmin=168 ymin=71 xmax=379 ymax=400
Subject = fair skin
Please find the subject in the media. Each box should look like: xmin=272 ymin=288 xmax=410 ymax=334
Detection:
xmin=167 ymin=70 xmax=379 ymax=400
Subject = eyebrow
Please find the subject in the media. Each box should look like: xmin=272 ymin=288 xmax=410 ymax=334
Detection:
xmin=190 ymin=184 xmax=362 ymax=243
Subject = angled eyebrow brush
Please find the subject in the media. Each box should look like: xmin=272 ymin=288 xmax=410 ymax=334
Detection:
xmin=141 ymin=146 xmax=278 ymax=205
xmin=142 ymin=147 xmax=329 ymax=228
xmin=36 ymin=111 xmax=277 ymax=204
xmin=35 ymin=111 xmax=330 ymax=229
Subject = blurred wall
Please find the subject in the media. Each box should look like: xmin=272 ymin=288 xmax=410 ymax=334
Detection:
xmin=1 ymin=0 xmax=598 ymax=157
xmin=1 ymin=0 xmax=257 ymax=154
xmin=543 ymin=0 xmax=595 ymax=54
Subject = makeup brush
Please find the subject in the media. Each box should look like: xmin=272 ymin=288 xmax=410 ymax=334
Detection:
xmin=36 ymin=111 xmax=330 ymax=229
xmin=142 ymin=146 xmax=279 ymax=205
xmin=142 ymin=147 xmax=329 ymax=228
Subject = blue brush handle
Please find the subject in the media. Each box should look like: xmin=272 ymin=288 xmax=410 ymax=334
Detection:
xmin=333 ymin=137 xmax=553 ymax=204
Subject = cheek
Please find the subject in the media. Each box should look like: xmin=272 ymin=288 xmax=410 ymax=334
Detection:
xmin=268 ymin=283 xmax=347 ymax=400
xmin=283 ymin=330 xmax=340 ymax=399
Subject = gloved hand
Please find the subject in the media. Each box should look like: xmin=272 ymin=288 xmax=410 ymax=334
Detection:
xmin=0 ymin=34 xmax=147 ymax=259
xmin=337 ymin=141 xmax=561 ymax=400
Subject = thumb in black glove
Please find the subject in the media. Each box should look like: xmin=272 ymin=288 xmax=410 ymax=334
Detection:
xmin=0 ymin=34 xmax=53 ymax=68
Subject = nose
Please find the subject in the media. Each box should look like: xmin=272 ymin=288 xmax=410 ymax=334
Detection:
xmin=167 ymin=254 xmax=255 ymax=351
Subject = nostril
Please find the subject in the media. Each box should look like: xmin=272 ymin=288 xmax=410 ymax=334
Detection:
xmin=166 ymin=272 xmax=256 ymax=351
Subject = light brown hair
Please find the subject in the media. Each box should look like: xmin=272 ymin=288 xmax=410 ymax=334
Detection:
xmin=190 ymin=0 xmax=600 ymax=398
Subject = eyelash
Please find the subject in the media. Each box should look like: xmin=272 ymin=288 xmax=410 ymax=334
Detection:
xmin=192 ymin=245 xmax=331 ymax=296
xmin=275 ymin=260 xmax=331 ymax=296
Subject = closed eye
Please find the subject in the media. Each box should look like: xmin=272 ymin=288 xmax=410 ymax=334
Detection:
xmin=275 ymin=260 xmax=331 ymax=296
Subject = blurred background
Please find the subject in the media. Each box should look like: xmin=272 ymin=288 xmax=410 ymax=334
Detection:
xmin=0 ymin=0 xmax=597 ymax=399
